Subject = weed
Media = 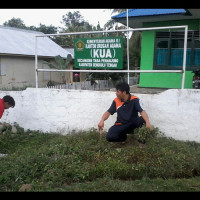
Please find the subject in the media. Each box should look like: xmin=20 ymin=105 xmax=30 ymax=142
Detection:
xmin=133 ymin=125 xmax=161 ymax=144
xmin=1 ymin=126 xmax=200 ymax=191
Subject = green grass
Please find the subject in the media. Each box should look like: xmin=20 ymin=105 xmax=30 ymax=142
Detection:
xmin=1 ymin=126 xmax=200 ymax=191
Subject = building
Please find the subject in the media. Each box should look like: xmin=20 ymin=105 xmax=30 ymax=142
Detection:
xmin=0 ymin=26 xmax=72 ymax=89
xmin=112 ymin=9 xmax=200 ymax=88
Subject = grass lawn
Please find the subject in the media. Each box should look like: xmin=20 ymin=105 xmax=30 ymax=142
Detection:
xmin=1 ymin=126 xmax=200 ymax=192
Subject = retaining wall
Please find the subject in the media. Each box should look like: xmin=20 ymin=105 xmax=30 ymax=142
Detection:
xmin=1 ymin=88 xmax=200 ymax=143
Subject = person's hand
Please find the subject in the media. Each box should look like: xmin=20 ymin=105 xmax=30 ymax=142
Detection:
xmin=146 ymin=122 xmax=153 ymax=131
xmin=98 ymin=120 xmax=104 ymax=131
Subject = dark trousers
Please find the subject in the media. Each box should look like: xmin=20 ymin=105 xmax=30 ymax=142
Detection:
xmin=106 ymin=117 xmax=145 ymax=142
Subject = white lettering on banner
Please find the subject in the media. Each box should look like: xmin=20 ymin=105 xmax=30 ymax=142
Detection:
xmin=87 ymin=39 xmax=105 ymax=43
xmin=93 ymin=59 xmax=100 ymax=62
xmin=79 ymin=63 xmax=93 ymax=67
xmin=105 ymin=39 xmax=115 ymax=43
xmin=101 ymin=59 xmax=118 ymax=63
xmin=110 ymin=43 xmax=121 ymax=48
xmin=93 ymin=63 xmax=106 ymax=67
xmin=77 ymin=59 xmax=92 ymax=62
xmin=91 ymin=49 xmax=113 ymax=58
xmin=97 ymin=44 xmax=109 ymax=48
xmin=107 ymin=63 xmax=117 ymax=67
xmin=85 ymin=44 xmax=97 ymax=48
xmin=75 ymin=37 xmax=123 ymax=69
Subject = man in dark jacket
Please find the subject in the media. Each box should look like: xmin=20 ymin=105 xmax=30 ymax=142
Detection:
xmin=98 ymin=82 xmax=152 ymax=142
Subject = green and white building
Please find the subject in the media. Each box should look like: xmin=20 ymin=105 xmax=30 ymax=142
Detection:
xmin=112 ymin=9 xmax=200 ymax=88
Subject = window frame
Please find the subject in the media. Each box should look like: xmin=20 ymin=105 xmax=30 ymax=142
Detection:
xmin=154 ymin=30 xmax=200 ymax=71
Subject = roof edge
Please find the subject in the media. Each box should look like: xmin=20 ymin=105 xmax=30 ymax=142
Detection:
xmin=111 ymin=9 xmax=188 ymax=19
xmin=0 ymin=25 xmax=43 ymax=34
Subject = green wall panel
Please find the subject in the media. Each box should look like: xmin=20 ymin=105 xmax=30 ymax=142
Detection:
xmin=139 ymin=19 xmax=199 ymax=88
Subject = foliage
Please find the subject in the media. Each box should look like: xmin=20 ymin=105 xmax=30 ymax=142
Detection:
xmin=3 ymin=18 xmax=58 ymax=34
xmin=30 ymin=23 xmax=58 ymax=34
xmin=43 ymin=54 xmax=72 ymax=70
xmin=1 ymin=126 xmax=200 ymax=191
xmin=104 ymin=9 xmax=126 ymax=30
xmin=58 ymin=11 xmax=103 ymax=47
xmin=41 ymin=54 xmax=72 ymax=84
xmin=3 ymin=17 xmax=59 ymax=44
xmin=133 ymin=125 xmax=162 ymax=144
xmin=3 ymin=18 xmax=27 ymax=29
xmin=2 ymin=10 xmax=142 ymax=69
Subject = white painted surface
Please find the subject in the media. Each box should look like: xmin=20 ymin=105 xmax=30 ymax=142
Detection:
xmin=1 ymin=88 xmax=200 ymax=143
xmin=138 ymin=89 xmax=200 ymax=142
xmin=0 ymin=89 xmax=117 ymax=134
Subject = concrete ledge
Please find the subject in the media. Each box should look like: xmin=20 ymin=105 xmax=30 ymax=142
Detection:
xmin=0 ymin=88 xmax=200 ymax=143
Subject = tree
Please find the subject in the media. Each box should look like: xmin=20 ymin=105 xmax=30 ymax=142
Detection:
xmin=3 ymin=18 xmax=58 ymax=34
xmin=61 ymin=11 xmax=84 ymax=28
xmin=129 ymin=31 xmax=142 ymax=69
xmin=29 ymin=23 xmax=60 ymax=44
xmin=3 ymin=18 xmax=60 ymax=44
xmin=29 ymin=23 xmax=58 ymax=34
xmin=58 ymin=11 xmax=102 ymax=47
xmin=42 ymin=54 xmax=73 ymax=84
xmin=104 ymin=9 xmax=142 ymax=69
xmin=3 ymin=18 xmax=26 ymax=29
xmin=104 ymin=9 xmax=126 ymax=30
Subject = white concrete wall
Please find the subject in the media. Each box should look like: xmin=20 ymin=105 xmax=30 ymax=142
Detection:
xmin=1 ymin=88 xmax=200 ymax=143
xmin=138 ymin=89 xmax=200 ymax=142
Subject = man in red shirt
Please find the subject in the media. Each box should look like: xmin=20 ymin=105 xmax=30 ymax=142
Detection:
xmin=0 ymin=95 xmax=15 ymax=119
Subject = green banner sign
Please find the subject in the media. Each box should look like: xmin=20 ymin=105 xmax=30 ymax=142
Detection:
xmin=74 ymin=36 xmax=123 ymax=69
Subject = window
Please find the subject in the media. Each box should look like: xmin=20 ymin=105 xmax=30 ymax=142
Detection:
xmin=0 ymin=60 xmax=6 ymax=76
xmin=154 ymin=31 xmax=200 ymax=70
xmin=43 ymin=64 xmax=50 ymax=81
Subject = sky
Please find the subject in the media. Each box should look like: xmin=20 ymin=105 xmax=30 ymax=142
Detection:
xmin=0 ymin=9 xmax=114 ymax=29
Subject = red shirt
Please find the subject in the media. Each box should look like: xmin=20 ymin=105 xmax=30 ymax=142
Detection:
xmin=0 ymin=98 xmax=5 ymax=119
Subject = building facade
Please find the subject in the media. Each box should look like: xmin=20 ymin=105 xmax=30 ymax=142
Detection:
xmin=112 ymin=9 xmax=200 ymax=88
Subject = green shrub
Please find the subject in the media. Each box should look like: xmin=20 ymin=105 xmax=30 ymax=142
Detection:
xmin=133 ymin=125 xmax=161 ymax=144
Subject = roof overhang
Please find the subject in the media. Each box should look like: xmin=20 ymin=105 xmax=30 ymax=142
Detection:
xmin=0 ymin=53 xmax=68 ymax=59
xmin=112 ymin=9 xmax=200 ymax=28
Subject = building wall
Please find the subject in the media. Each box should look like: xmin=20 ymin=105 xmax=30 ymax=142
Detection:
xmin=0 ymin=56 xmax=36 ymax=89
xmin=139 ymin=19 xmax=199 ymax=88
xmin=1 ymin=88 xmax=200 ymax=143
xmin=0 ymin=56 xmax=72 ymax=89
